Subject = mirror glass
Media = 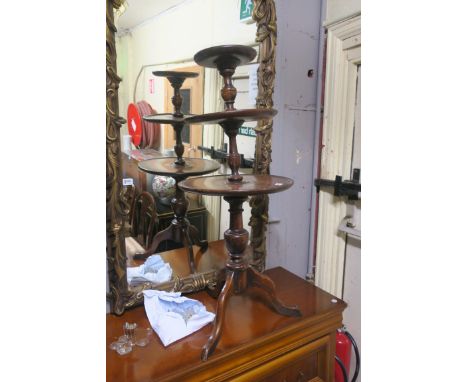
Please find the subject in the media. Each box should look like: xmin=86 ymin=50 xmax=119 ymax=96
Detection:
xmin=114 ymin=0 xmax=259 ymax=289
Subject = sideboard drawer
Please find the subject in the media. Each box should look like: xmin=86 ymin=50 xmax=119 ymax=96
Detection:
xmin=232 ymin=334 xmax=332 ymax=382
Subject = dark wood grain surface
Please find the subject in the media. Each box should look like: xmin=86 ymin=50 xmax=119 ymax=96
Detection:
xmin=185 ymin=108 xmax=277 ymax=125
xmin=107 ymin=253 xmax=346 ymax=382
xmin=194 ymin=45 xmax=257 ymax=68
xmin=179 ymin=174 xmax=293 ymax=196
xmin=152 ymin=71 xmax=199 ymax=79
xmin=138 ymin=157 xmax=220 ymax=178
xmin=143 ymin=113 xmax=195 ymax=124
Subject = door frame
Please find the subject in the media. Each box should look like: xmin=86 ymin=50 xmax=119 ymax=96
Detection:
xmin=315 ymin=15 xmax=361 ymax=297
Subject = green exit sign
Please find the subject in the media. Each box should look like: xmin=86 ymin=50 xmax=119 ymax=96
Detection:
xmin=240 ymin=0 xmax=254 ymax=23
xmin=239 ymin=126 xmax=256 ymax=137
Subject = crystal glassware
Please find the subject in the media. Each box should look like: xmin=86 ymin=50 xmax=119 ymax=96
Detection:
xmin=134 ymin=327 xmax=152 ymax=347
xmin=123 ymin=322 xmax=137 ymax=346
xmin=109 ymin=323 xmax=153 ymax=355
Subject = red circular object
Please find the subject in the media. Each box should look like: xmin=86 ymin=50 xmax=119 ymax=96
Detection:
xmin=127 ymin=103 xmax=142 ymax=147
xmin=136 ymin=101 xmax=161 ymax=149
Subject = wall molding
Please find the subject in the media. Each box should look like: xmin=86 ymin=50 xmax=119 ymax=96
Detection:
xmin=323 ymin=11 xmax=361 ymax=29
xmin=315 ymin=15 xmax=360 ymax=297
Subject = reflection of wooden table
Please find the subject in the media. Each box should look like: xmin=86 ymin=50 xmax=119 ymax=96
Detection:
xmin=135 ymin=158 xmax=219 ymax=272
xmin=121 ymin=150 xmax=209 ymax=253
xmin=156 ymin=200 xmax=207 ymax=250
xmin=109 ymin=241 xmax=346 ymax=382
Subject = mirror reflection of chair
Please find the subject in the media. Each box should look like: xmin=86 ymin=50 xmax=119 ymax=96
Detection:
xmin=122 ymin=184 xmax=137 ymax=234
xmin=125 ymin=191 xmax=159 ymax=259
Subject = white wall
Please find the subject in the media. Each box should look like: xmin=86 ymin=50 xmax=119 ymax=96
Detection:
xmin=266 ymin=0 xmax=324 ymax=278
xmin=268 ymin=0 xmax=362 ymax=280
xmin=325 ymin=0 xmax=360 ymax=24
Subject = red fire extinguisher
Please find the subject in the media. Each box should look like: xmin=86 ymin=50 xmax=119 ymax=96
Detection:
xmin=335 ymin=328 xmax=351 ymax=382
xmin=335 ymin=327 xmax=360 ymax=382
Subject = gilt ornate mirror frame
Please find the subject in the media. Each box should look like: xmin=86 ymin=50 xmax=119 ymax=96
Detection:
xmin=106 ymin=0 xmax=278 ymax=314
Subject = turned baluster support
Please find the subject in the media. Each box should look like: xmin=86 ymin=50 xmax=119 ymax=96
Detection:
xmin=220 ymin=120 xmax=244 ymax=182
xmin=167 ymin=77 xmax=186 ymax=165
xmin=167 ymin=77 xmax=185 ymax=117
xmin=151 ymin=71 xmax=199 ymax=166
xmin=172 ymin=122 xmax=185 ymax=166
xmin=171 ymin=179 xmax=189 ymax=224
xmin=219 ymin=67 xmax=237 ymax=110
xmin=201 ymin=195 xmax=301 ymax=361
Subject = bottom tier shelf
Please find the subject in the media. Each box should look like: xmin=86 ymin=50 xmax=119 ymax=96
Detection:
xmin=179 ymin=174 xmax=293 ymax=196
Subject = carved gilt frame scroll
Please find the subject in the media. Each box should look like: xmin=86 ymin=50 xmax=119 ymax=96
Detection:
xmin=249 ymin=0 xmax=277 ymax=272
xmin=106 ymin=0 xmax=277 ymax=314
xmin=107 ymin=0 xmax=129 ymax=315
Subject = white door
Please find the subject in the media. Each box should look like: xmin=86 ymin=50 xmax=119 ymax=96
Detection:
xmin=313 ymin=14 xmax=361 ymax=381
xmin=342 ymin=65 xmax=361 ymax=382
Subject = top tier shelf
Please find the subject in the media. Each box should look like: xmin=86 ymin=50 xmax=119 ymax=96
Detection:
xmin=194 ymin=45 xmax=257 ymax=111
xmin=194 ymin=45 xmax=256 ymax=70
xmin=152 ymin=71 xmax=199 ymax=79
xmin=151 ymin=70 xmax=199 ymax=119
xmin=179 ymin=174 xmax=294 ymax=197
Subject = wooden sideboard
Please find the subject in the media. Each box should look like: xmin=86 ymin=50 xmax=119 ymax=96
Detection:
xmin=107 ymin=249 xmax=346 ymax=382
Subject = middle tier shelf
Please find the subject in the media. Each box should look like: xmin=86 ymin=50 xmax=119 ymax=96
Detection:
xmin=138 ymin=157 xmax=220 ymax=177
xmin=179 ymin=174 xmax=293 ymax=196
xmin=185 ymin=109 xmax=277 ymax=125
xmin=143 ymin=113 xmax=196 ymax=124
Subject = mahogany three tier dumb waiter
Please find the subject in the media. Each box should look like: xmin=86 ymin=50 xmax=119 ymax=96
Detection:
xmin=179 ymin=45 xmax=302 ymax=361
xmin=135 ymin=71 xmax=220 ymax=274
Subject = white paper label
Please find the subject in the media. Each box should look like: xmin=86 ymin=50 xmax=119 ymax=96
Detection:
xmin=123 ymin=178 xmax=134 ymax=186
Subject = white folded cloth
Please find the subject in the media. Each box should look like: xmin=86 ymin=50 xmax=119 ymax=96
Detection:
xmin=143 ymin=290 xmax=215 ymax=346
xmin=127 ymin=255 xmax=172 ymax=285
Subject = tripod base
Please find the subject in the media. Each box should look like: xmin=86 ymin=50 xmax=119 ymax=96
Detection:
xmin=134 ymin=219 xmax=208 ymax=273
xmin=201 ymin=266 xmax=302 ymax=361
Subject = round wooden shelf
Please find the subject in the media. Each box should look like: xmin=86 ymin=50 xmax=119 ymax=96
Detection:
xmin=138 ymin=157 xmax=220 ymax=178
xmin=152 ymin=71 xmax=199 ymax=79
xmin=179 ymin=174 xmax=294 ymax=197
xmin=194 ymin=45 xmax=257 ymax=69
xmin=143 ymin=113 xmax=196 ymax=124
xmin=185 ymin=109 xmax=277 ymax=125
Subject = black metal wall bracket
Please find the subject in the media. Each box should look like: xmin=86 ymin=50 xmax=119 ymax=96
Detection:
xmin=197 ymin=144 xmax=253 ymax=168
xmin=314 ymin=168 xmax=361 ymax=200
